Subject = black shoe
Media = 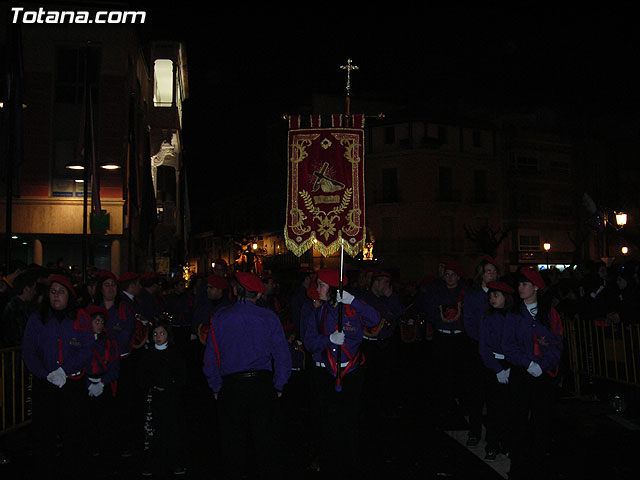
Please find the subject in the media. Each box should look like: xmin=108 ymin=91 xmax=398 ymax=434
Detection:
xmin=484 ymin=450 xmax=497 ymax=461
xmin=466 ymin=435 xmax=480 ymax=447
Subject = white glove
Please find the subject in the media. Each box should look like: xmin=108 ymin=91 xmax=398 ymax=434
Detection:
xmin=47 ymin=367 xmax=67 ymax=388
xmin=190 ymin=334 xmax=198 ymax=341
xmin=496 ymin=369 xmax=510 ymax=384
xmin=336 ymin=290 xmax=355 ymax=305
xmin=329 ymin=330 xmax=345 ymax=345
xmin=88 ymin=381 xmax=104 ymax=397
xmin=528 ymin=361 xmax=543 ymax=377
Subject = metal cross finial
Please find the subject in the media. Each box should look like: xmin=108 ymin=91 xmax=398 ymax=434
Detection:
xmin=340 ymin=59 xmax=359 ymax=95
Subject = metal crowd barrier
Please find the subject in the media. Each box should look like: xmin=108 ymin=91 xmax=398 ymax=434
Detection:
xmin=565 ymin=315 xmax=640 ymax=395
xmin=0 ymin=347 xmax=31 ymax=436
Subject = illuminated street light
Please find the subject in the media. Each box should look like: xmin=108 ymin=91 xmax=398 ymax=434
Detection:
xmin=616 ymin=212 xmax=628 ymax=227
xmin=543 ymin=243 xmax=551 ymax=269
xmin=622 ymin=246 xmax=629 ymax=256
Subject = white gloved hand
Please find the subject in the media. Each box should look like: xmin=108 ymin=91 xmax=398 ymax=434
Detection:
xmin=47 ymin=367 xmax=67 ymax=388
xmin=336 ymin=290 xmax=355 ymax=305
xmin=329 ymin=330 xmax=345 ymax=345
xmin=496 ymin=369 xmax=510 ymax=384
xmin=88 ymin=381 xmax=104 ymax=397
xmin=528 ymin=361 xmax=543 ymax=377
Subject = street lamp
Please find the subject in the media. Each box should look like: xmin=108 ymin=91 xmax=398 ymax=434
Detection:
xmin=616 ymin=212 xmax=628 ymax=227
xmin=622 ymin=246 xmax=629 ymax=256
xmin=543 ymin=243 xmax=551 ymax=270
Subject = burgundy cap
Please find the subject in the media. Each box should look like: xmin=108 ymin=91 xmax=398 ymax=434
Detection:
xmin=97 ymin=269 xmax=117 ymax=283
xmin=520 ymin=267 xmax=546 ymax=290
xmin=443 ymin=260 xmax=465 ymax=278
xmin=85 ymin=305 xmax=109 ymax=318
xmin=49 ymin=274 xmax=76 ymax=297
xmin=235 ymin=272 xmax=265 ymax=294
xmin=207 ymin=275 xmax=229 ymax=289
xmin=486 ymin=281 xmax=514 ymax=295
xmin=482 ymin=254 xmax=501 ymax=273
xmin=316 ymin=268 xmax=348 ymax=288
xmin=141 ymin=272 xmax=161 ymax=282
xmin=119 ymin=272 xmax=140 ymax=283
xmin=372 ymin=271 xmax=392 ymax=279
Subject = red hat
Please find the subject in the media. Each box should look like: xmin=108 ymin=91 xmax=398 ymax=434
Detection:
xmin=482 ymin=254 xmax=501 ymax=274
xmin=207 ymin=275 xmax=229 ymax=289
xmin=48 ymin=274 xmax=76 ymax=297
xmin=85 ymin=305 xmax=109 ymax=318
xmin=443 ymin=260 xmax=465 ymax=278
xmin=141 ymin=272 xmax=161 ymax=282
xmin=97 ymin=269 xmax=117 ymax=283
xmin=486 ymin=281 xmax=514 ymax=295
xmin=306 ymin=274 xmax=319 ymax=300
xmin=316 ymin=268 xmax=348 ymax=288
xmin=235 ymin=272 xmax=265 ymax=294
xmin=520 ymin=267 xmax=546 ymax=290
xmin=119 ymin=272 xmax=140 ymax=283
xmin=372 ymin=271 xmax=392 ymax=279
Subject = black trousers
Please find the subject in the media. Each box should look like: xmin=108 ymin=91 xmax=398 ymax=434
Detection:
xmin=31 ymin=376 xmax=89 ymax=478
xmin=360 ymin=336 xmax=396 ymax=416
xmin=508 ymin=366 xmax=557 ymax=479
xmin=431 ymin=331 xmax=470 ymax=415
xmin=483 ymin=367 xmax=510 ymax=451
xmin=312 ymin=366 xmax=364 ymax=476
xmin=467 ymin=339 xmax=487 ymax=438
xmin=113 ymin=353 xmax=144 ymax=451
xmin=217 ymin=371 xmax=282 ymax=480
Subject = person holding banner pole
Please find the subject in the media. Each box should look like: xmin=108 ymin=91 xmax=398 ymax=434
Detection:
xmin=301 ymin=268 xmax=381 ymax=477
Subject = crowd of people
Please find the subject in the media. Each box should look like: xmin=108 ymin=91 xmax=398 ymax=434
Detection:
xmin=0 ymin=255 xmax=639 ymax=479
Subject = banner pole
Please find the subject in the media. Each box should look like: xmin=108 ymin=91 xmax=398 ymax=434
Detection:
xmin=335 ymin=238 xmax=345 ymax=392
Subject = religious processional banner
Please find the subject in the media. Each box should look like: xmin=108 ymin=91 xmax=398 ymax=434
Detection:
xmin=285 ymin=114 xmax=366 ymax=257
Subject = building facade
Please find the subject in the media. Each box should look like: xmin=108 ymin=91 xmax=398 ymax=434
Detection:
xmin=1 ymin=7 xmax=189 ymax=278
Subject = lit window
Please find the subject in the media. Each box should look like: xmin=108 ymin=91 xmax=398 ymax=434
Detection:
xmin=154 ymin=59 xmax=173 ymax=107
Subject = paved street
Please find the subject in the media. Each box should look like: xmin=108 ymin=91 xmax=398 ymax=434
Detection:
xmin=2 ymin=345 xmax=640 ymax=479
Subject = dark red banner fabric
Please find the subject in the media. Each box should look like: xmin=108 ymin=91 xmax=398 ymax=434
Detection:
xmin=285 ymin=114 xmax=366 ymax=257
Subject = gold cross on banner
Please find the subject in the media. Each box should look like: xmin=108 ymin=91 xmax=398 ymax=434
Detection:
xmin=340 ymin=59 xmax=359 ymax=96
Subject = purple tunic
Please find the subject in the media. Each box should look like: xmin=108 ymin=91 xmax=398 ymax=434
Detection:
xmin=358 ymin=291 xmax=403 ymax=340
xmin=302 ymin=298 xmax=381 ymax=377
xmin=22 ymin=310 xmax=93 ymax=380
xmin=106 ymin=296 xmax=137 ymax=358
xmin=502 ymin=303 xmax=563 ymax=374
xmin=478 ymin=310 xmax=508 ymax=373
xmin=463 ymin=287 xmax=488 ymax=341
xmin=203 ymin=301 xmax=292 ymax=393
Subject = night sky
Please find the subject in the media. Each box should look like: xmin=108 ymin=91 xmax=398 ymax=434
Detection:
xmin=137 ymin=9 xmax=640 ymax=231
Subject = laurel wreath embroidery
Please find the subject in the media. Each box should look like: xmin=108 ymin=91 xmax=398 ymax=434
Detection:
xmin=299 ymin=188 xmax=352 ymax=241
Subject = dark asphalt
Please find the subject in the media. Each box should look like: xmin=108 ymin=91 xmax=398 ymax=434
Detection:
xmin=2 ymin=343 xmax=640 ymax=479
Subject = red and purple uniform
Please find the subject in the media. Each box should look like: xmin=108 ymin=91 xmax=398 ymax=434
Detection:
xmin=203 ymin=301 xmax=291 ymax=393
xmin=502 ymin=303 xmax=563 ymax=375
xmin=22 ymin=310 xmax=93 ymax=380
xmin=302 ymin=298 xmax=380 ymax=378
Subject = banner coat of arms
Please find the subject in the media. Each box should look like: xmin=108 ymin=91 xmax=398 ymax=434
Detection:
xmin=285 ymin=114 xmax=366 ymax=257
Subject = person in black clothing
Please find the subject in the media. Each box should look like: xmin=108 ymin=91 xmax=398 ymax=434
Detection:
xmin=1 ymin=270 xmax=38 ymax=347
xmin=136 ymin=317 xmax=188 ymax=476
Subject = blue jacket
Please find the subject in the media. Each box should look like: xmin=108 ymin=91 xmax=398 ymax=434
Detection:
xmin=502 ymin=303 xmax=563 ymax=375
xmin=463 ymin=287 xmax=488 ymax=341
xmin=358 ymin=290 xmax=403 ymax=341
xmin=478 ymin=310 xmax=508 ymax=373
xmin=22 ymin=309 xmax=93 ymax=380
xmin=302 ymin=298 xmax=381 ymax=377
xmin=203 ymin=301 xmax=291 ymax=393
